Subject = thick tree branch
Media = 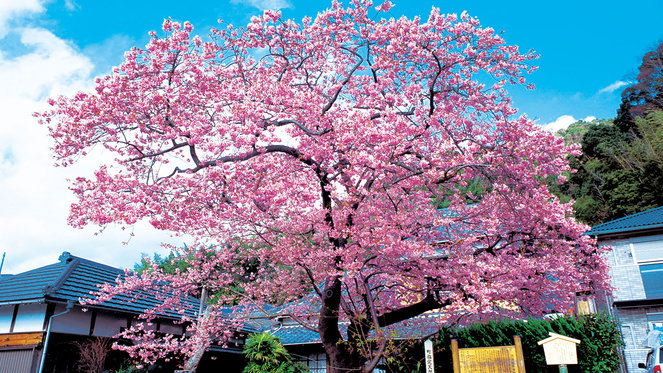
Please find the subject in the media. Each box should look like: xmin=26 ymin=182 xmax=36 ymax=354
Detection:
xmin=377 ymin=293 xmax=447 ymax=327
xmin=266 ymin=119 xmax=331 ymax=136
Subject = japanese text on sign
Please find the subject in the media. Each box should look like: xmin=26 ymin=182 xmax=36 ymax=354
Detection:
xmin=458 ymin=346 xmax=518 ymax=373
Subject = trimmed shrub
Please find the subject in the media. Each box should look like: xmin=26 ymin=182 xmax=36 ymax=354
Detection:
xmin=390 ymin=313 xmax=623 ymax=373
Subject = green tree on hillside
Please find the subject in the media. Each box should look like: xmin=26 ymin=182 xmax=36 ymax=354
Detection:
xmin=555 ymin=113 xmax=663 ymax=226
xmin=548 ymin=41 xmax=663 ymax=226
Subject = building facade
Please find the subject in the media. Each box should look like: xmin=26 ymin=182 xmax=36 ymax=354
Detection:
xmin=0 ymin=252 xmax=250 ymax=373
xmin=587 ymin=206 xmax=663 ymax=372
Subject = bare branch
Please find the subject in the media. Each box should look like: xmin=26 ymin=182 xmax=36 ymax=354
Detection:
xmin=268 ymin=119 xmax=331 ymax=136
xmin=127 ymin=141 xmax=188 ymax=163
xmin=321 ymin=47 xmax=364 ymax=115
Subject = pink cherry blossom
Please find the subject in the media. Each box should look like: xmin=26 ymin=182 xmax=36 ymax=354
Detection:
xmin=36 ymin=2 xmax=610 ymax=373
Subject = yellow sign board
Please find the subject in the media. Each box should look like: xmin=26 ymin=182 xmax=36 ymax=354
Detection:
xmin=459 ymin=346 xmax=518 ymax=373
xmin=452 ymin=336 xmax=526 ymax=373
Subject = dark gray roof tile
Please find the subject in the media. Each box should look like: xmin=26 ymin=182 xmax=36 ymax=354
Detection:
xmin=0 ymin=252 xmax=198 ymax=318
xmin=0 ymin=262 xmax=68 ymax=303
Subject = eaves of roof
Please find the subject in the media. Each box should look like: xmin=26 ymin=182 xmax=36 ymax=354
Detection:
xmin=272 ymin=313 xmax=445 ymax=346
xmin=0 ymin=261 xmax=68 ymax=304
xmin=273 ymin=324 xmax=322 ymax=346
xmin=54 ymin=256 xmax=201 ymax=319
xmin=585 ymin=206 xmax=663 ymax=237
xmin=613 ymin=297 xmax=663 ymax=308
xmin=587 ymin=223 xmax=663 ymax=237
xmin=0 ymin=252 xmax=200 ymax=319
xmin=0 ymin=298 xmax=46 ymax=306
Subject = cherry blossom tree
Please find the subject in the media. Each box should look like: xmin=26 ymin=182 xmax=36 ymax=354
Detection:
xmin=37 ymin=1 xmax=611 ymax=372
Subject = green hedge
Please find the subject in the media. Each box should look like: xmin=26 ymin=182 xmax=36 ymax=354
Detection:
xmin=388 ymin=313 xmax=624 ymax=373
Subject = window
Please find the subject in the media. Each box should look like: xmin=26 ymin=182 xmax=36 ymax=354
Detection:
xmin=641 ymin=264 xmax=663 ymax=299
xmin=631 ymin=235 xmax=663 ymax=263
xmin=311 ymin=353 xmax=326 ymax=373
xmin=576 ymin=295 xmax=596 ymax=315
xmin=295 ymin=352 xmax=326 ymax=373
xmin=296 ymin=353 xmax=387 ymax=373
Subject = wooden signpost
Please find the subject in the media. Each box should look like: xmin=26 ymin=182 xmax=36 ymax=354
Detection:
xmin=537 ymin=333 xmax=581 ymax=373
xmin=424 ymin=339 xmax=435 ymax=373
xmin=452 ymin=336 xmax=526 ymax=373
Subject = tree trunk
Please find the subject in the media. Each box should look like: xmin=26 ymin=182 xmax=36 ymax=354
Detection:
xmin=319 ymin=278 xmax=364 ymax=373
xmin=318 ymin=281 xmax=446 ymax=373
xmin=177 ymin=303 xmax=212 ymax=373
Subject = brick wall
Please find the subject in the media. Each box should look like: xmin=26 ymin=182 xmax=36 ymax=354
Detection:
xmin=601 ymin=238 xmax=646 ymax=302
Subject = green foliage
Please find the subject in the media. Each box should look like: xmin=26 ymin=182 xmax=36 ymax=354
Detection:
xmin=133 ymin=244 xmax=272 ymax=306
xmin=556 ymin=118 xmax=614 ymax=145
xmin=243 ymin=332 xmax=309 ymax=373
xmin=548 ymin=42 xmax=663 ymax=226
xmin=390 ymin=313 xmax=624 ymax=373
xmin=112 ymin=360 xmax=148 ymax=373
xmin=550 ymin=113 xmax=663 ymax=226
xmin=615 ymin=40 xmax=663 ymax=135
xmin=435 ymin=175 xmax=492 ymax=209
xmin=134 ymin=252 xmax=190 ymax=275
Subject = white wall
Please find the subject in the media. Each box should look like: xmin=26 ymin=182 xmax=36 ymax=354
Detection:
xmin=0 ymin=305 xmax=13 ymax=333
xmin=12 ymin=303 xmax=46 ymax=332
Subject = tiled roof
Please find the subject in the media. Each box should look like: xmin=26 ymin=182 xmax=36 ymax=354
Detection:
xmin=586 ymin=206 xmax=663 ymax=236
xmin=272 ymin=313 xmax=444 ymax=345
xmin=0 ymin=252 xmax=198 ymax=318
xmin=0 ymin=258 xmax=70 ymax=303
xmin=273 ymin=324 xmax=321 ymax=345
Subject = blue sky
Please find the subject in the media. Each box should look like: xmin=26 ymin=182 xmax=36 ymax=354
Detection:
xmin=24 ymin=0 xmax=663 ymax=124
xmin=1 ymin=0 xmax=662 ymax=273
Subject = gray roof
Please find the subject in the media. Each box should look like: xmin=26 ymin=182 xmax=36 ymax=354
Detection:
xmin=0 ymin=252 xmax=198 ymax=317
xmin=273 ymin=324 xmax=321 ymax=345
xmin=586 ymin=206 xmax=663 ymax=237
xmin=0 ymin=254 xmax=73 ymax=304
xmin=271 ymin=314 xmax=443 ymax=345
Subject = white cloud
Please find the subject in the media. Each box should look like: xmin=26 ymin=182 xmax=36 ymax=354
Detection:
xmin=0 ymin=0 xmax=43 ymax=38
xmin=64 ymin=0 xmax=77 ymax=11
xmin=0 ymin=28 xmax=93 ymax=100
xmin=230 ymin=0 xmax=293 ymax=10
xmin=540 ymin=115 xmax=598 ymax=132
xmin=541 ymin=115 xmax=577 ymax=132
xmin=0 ymin=10 xmax=185 ymax=275
xmin=598 ymin=80 xmax=631 ymax=94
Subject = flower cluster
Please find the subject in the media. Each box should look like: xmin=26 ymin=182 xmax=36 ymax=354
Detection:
xmin=38 ymin=1 xmax=610 ymax=371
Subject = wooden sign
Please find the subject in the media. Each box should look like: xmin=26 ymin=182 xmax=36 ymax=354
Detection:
xmin=452 ymin=336 xmax=526 ymax=373
xmin=0 ymin=332 xmax=44 ymax=347
xmin=424 ymin=339 xmax=435 ymax=373
xmin=537 ymin=333 xmax=580 ymax=365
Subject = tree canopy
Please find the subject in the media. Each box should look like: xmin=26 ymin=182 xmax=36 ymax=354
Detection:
xmin=562 ymin=114 xmax=663 ymax=226
xmin=37 ymin=2 xmax=610 ymax=372
xmin=616 ymin=40 xmax=663 ymax=134
xmin=549 ymin=41 xmax=663 ymax=227
xmin=552 ymin=69 xmax=663 ymax=228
